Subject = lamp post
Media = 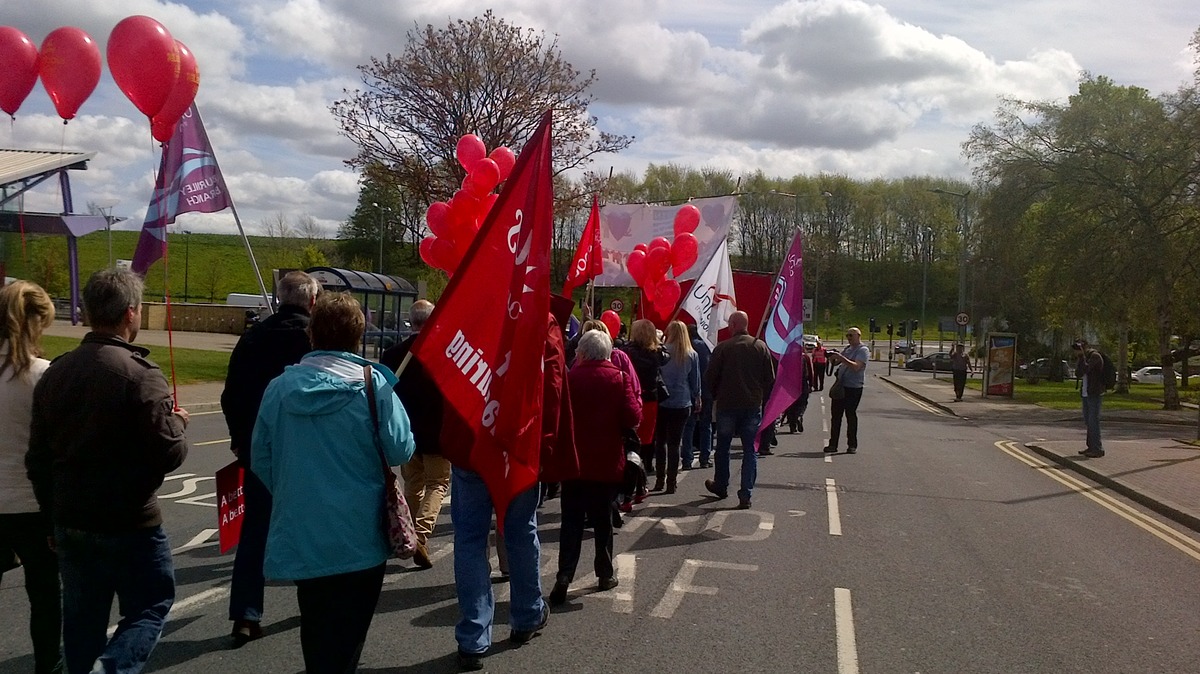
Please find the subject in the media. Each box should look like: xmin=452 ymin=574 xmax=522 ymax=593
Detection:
xmin=183 ymin=230 xmax=192 ymax=302
xmin=920 ymin=226 xmax=932 ymax=357
xmin=371 ymin=202 xmax=389 ymax=274
xmin=769 ymin=189 xmax=833 ymax=327
xmin=930 ymin=188 xmax=970 ymax=344
xmin=97 ymin=203 xmax=117 ymax=267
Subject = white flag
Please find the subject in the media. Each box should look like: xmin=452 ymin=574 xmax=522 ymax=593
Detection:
xmin=681 ymin=238 xmax=737 ymax=349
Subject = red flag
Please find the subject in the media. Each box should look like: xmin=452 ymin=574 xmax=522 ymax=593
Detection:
xmin=410 ymin=110 xmax=554 ymax=526
xmin=215 ymin=461 xmax=245 ymax=554
xmin=562 ymin=194 xmax=604 ymax=296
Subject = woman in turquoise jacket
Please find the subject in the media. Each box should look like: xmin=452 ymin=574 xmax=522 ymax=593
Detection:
xmin=252 ymin=292 xmax=413 ymax=673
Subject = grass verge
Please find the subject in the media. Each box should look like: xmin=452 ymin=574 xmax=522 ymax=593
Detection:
xmin=960 ymin=378 xmax=1194 ymax=411
xmin=41 ymin=335 xmax=230 ymax=385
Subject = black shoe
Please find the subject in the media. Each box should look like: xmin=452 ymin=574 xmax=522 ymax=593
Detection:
xmin=549 ymin=580 xmax=569 ymax=606
xmin=737 ymin=498 xmax=751 ymax=510
xmin=510 ymin=602 xmax=549 ymax=645
xmin=759 ymin=448 xmax=774 ymax=456
xmin=798 ymin=423 xmax=804 ymax=433
xmin=1077 ymin=448 xmax=1090 ymax=455
xmin=231 ymin=620 xmax=263 ymax=646
xmin=457 ymin=650 xmax=485 ymax=671
xmin=823 ymin=446 xmax=837 ymax=453
xmin=1081 ymin=449 xmax=1105 ymax=458
xmin=704 ymin=479 xmax=728 ymax=499
xmin=598 ymin=577 xmax=619 ymax=591
xmin=846 ymin=447 xmax=857 ymax=454
xmin=699 ymin=461 xmax=711 ymax=469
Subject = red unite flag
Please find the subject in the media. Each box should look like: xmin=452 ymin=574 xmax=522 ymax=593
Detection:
xmin=410 ymin=110 xmax=554 ymax=527
xmin=562 ymin=194 xmax=604 ymax=296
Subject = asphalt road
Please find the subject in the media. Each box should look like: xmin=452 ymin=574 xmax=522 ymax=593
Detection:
xmin=3 ymin=373 xmax=1199 ymax=673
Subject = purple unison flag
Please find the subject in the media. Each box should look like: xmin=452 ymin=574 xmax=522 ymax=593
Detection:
xmin=757 ymin=230 xmax=806 ymax=438
xmin=131 ymin=105 xmax=232 ymax=274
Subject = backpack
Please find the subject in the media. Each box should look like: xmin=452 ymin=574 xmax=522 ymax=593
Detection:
xmin=1100 ymin=352 xmax=1117 ymax=391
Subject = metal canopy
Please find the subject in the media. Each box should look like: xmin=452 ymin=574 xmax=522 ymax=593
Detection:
xmin=305 ymin=267 xmax=416 ymax=295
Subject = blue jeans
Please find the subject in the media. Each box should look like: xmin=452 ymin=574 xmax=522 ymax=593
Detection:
xmin=713 ymin=407 xmax=761 ymax=502
xmin=1082 ymin=394 xmax=1102 ymax=452
xmin=451 ymin=467 xmax=544 ymax=655
xmin=55 ymin=526 xmax=175 ymax=674
xmin=229 ymin=468 xmax=271 ymax=622
xmin=681 ymin=397 xmax=713 ymax=467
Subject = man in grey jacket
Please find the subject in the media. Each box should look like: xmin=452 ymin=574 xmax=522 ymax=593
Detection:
xmin=28 ymin=269 xmax=189 ymax=674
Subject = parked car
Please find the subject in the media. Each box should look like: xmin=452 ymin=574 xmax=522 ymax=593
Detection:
xmin=906 ymin=351 xmax=953 ymax=371
xmin=802 ymin=334 xmax=820 ymax=349
xmin=894 ymin=341 xmax=918 ymax=356
xmin=1130 ymin=366 xmax=1181 ymax=384
xmin=1018 ymin=358 xmax=1073 ymax=381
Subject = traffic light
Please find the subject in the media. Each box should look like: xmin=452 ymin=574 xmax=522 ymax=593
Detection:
xmin=897 ymin=322 xmax=906 ymax=337
xmin=886 ymin=322 xmax=894 ymax=336
xmin=869 ymin=317 xmax=877 ymax=334
xmin=911 ymin=319 xmax=919 ymax=335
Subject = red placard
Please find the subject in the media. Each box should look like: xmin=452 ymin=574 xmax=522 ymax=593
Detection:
xmin=216 ymin=461 xmax=245 ymax=554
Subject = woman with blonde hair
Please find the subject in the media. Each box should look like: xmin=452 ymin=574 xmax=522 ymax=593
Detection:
xmin=0 ymin=280 xmax=62 ymax=674
xmin=654 ymin=321 xmax=700 ymax=493
xmin=618 ymin=319 xmax=669 ymax=489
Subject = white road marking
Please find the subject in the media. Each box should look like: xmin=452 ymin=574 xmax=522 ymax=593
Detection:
xmin=194 ymin=438 xmax=230 ymax=446
xmin=612 ymin=553 xmax=636 ymax=613
xmin=162 ymin=473 xmax=195 ymax=482
xmin=108 ymin=585 xmax=231 ymax=637
xmin=788 ymin=510 xmax=807 ymax=517
xmin=159 ymin=477 xmax=214 ymax=499
xmin=650 ymin=559 xmax=757 ymax=618
xmin=188 ymin=410 xmax=224 ymax=416
xmin=834 ymin=587 xmax=860 ymax=674
xmin=173 ymin=528 xmax=218 ymax=554
xmin=177 ymin=493 xmax=217 ymax=508
xmin=703 ymin=510 xmax=774 ymax=541
xmin=826 ymin=478 xmax=843 ymax=536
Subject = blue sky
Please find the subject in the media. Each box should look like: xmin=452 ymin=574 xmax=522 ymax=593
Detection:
xmin=4 ymin=0 xmax=1197 ymax=238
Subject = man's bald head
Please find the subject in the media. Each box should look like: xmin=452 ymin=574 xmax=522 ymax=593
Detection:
xmin=728 ymin=311 xmax=749 ymax=334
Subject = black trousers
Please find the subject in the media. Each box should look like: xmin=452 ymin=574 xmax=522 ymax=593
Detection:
xmin=0 ymin=512 xmax=62 ymax=674
xmin=814 ymin=366 xmax=826 ymax=390
xmin=953 ymin=370 xmax=968 ymax=399
xmin=654 ymin=406 xmax=690 ymax=486
xmin=829 ymin=387 xmax=864 ymax=449
xmin=295 ymin=563 xmax=386 ymax=674
xmin=558 ymin=481 xmax=618 ymax=583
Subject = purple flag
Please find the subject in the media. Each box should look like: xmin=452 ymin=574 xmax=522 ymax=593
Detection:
xmin=132 ymin=104 xmax=232 ymax=274
xmin=758 ymin=230 xmax=806 ymax=438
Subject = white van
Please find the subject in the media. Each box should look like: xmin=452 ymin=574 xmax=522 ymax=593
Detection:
xmin=226 ymin=293 xmax=274 ymax=309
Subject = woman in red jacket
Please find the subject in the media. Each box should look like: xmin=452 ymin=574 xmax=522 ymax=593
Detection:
xmin=550 ymin=330 xmax=642 ymax=606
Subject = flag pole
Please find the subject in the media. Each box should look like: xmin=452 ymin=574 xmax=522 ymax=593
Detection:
xmin=192 ymin=107 xmax=275 ymax=316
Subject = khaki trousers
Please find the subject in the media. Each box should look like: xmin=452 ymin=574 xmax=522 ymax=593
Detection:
xmin=400 ymin=454 xmax=451 ymax=545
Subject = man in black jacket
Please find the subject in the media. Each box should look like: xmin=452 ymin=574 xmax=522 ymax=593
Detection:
xmin=28 ymin=268 xmax=190 ymax=674
xmin=220 ymin=271 xmax=319 ymax=643
xmin=380 ymin=299 xmax=443 ymax=569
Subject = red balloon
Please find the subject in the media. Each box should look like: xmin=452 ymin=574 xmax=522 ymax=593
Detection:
xmin=150 ymin=40 xmax=199 ymax=142
xmin=645 ymin=246 xmax=670 ymax=280
xmin=425 ymin=202 xmax=452 ymax=239
xmin=489 ymin=146 xmax=516 ymax=181
xmin=108 ymin=16 xmax=179 ymax=118
xmin=633 ymin=242 xmax=649 ymax=254
xmin=456 ymin=134 xmax=487 ymax=171
xmin=0 ymin=27 xmax=39 ymax=117
xmin=626 ymin=249 xmax=647 ymax=285
xmin=600 ymin=310 xmax=622 ymax=338
xmin=674 ymin=204 xmax=701 ymax=237
xmin=470 ymin=158 xmax=501 ymax=194
xmin=419 ymin=236 xmax=460 ymax=273
xmin=649 ymin=236 xmax=671 ymax=253
xmin=656 ymin=279 xmax=681 ymax=312
xmin=479 ymin=193 xmax=499 ymax=217
xmin=38 ymin=27 xmax=101 ymax=121
xmin=670 ymin=232 xmax=699 ymax=276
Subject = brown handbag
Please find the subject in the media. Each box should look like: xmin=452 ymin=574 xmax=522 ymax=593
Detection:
xmin=363 ymin=365 xmax=418 ymax=560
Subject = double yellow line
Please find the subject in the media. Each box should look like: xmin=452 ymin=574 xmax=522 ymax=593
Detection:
xmin=995 ymin=441 xmax=1200 ymax=562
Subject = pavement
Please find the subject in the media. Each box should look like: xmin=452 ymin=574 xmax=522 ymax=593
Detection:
xmin=882 ymin=371 xmax=1200 ymax=534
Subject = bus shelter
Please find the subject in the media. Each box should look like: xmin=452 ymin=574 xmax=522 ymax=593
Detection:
xmin=304 ymin=266 xmax=418 ymax=357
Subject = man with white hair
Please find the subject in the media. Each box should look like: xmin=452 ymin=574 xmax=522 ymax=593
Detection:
xmin=703 ymin=311 xmax=775 ymax=509
xmin=221 ymin=270 xmax=320 ymax=644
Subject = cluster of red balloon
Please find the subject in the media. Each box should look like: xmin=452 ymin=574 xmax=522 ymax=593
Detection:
xmin=107 ymin=16 xmax=200 ymax=142
xmin=0 ymin=26 xmax=99 ymax=121
xmin=419 ymin=134 xmax=517 ymax=274
xmin=0 ymin=17 xmax=199 ymax=142
xmin=625 ymin=204 xmax=702 ymax=320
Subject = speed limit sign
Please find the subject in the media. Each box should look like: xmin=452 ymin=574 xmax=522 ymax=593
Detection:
xmin=955 ymin=312 xmax=970 ymax=327
xmin=610 ymin=299 xmax=625 ymax=312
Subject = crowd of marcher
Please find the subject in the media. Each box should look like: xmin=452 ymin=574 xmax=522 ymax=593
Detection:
xmin=0 ymin=268 xmax=873 ymax=674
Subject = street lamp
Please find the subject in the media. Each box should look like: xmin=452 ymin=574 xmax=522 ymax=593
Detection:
xmin=920 ymin=226 xmax=932 ymax=356
xmin=930 ymin=188 xmax=970 ymax=344
xmin=183 ymin=230 xmax=192 ymax=302
xmin=96 ymin=202 xmax=117 ymax=267
xmin=769 ymin=190 xmax=832 ymax=325
xmin=371 ymin=202 xmax=389 ymax=274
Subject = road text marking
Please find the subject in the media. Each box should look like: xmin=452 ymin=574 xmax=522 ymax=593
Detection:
xmin=650 ymin=559 xmax=757 ymax=619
